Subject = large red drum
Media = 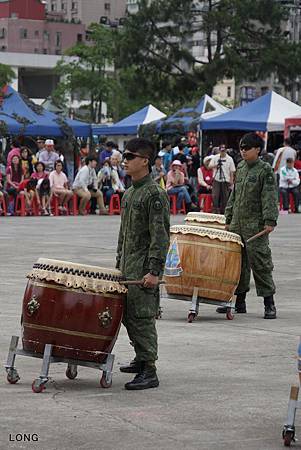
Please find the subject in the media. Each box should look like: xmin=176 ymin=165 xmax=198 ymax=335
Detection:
xmin=22 ymin=258 xmax=126 ymax=363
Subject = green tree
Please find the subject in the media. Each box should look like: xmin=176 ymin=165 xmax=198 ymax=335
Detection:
xmin=0 ymin=63 xmax=15 ymax=88
xmin=54 ymin=23 xmax=116 ymax=122
xmin=120 ymin=0 xmax=299 ymax=107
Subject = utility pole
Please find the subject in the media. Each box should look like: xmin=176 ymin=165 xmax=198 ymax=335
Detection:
xmin=291 ymin=0 xmax=300 ymax=102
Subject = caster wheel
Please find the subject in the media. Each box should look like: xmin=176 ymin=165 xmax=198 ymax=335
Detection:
xmin=100 ymin=372 xmax=112 ymax=389
xmin=187 ymin=312 xmax=196 ymax=323
xmin=31 ymin=379 xmax=46 ymax=393
xmin=226 ymin=309 xmax=234 ymax=320
xmin=283 ymin=431 xmax=294 ymax=447
xmin=66 ymin=366 xmax=78 ymax=380
xmin=7 ymin=368 xmax=20 ymax=384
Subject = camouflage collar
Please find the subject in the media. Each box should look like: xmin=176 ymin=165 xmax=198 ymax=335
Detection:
xmin=132 ymin=174 xmax=152 ymax=188
xmin=245 ymin=158 xmax=260 ymax=167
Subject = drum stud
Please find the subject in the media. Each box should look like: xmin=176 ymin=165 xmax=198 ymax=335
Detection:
xmin=98 ymin=307 xmax=113 ymax=328
xmin=27 ymin=296 xmax=40 ymax=316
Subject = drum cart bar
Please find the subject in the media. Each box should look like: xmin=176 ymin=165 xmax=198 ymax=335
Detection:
xmin=5 ymin=335 xmax=115 ymax=393
xmin=282 ymin=385 xmax=300 ymax=447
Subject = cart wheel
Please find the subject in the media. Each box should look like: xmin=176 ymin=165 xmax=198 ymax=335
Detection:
xmin=31 ymin=379 xmax=46 ymax=393
xmin=226 ymin=309 xmax=234 ymax=320
xmin=100 ymin=372 xmax=112 ymax=389
xmin=283 ymin=430 xmax=295 ymax=447
xmin=66 ymin=366 xmax=78 ymax=380
xmin=7 ymin=368 xmax=20 ymax=384
xmin=187 ymin=312 xmax=196 ymax=323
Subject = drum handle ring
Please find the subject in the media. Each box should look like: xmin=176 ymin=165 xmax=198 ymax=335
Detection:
xmin=27 ymin=296 xmax=40 ymax=316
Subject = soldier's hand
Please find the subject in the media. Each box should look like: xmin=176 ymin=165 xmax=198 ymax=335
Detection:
xmin=143 ymin=273 xmax=159 ymax=288
xmin=264 ymin=225 xmax=274 ymax=234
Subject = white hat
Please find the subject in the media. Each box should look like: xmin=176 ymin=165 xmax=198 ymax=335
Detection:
xmin=45 ymin=139 xmax=54 ymax=146
xmin=171 ymin=160 xmax=182 ymax=166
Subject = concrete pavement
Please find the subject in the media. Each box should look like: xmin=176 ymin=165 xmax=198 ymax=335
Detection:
xmin=0 ymin=214 xmax=300 ymax=450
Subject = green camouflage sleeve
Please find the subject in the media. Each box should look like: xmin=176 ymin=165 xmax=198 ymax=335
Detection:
xmin=261 ymin=167 xmax=279 ymax=227
xmin=147 ymin=193 xmax=170 ymax=273
xmin=225 ymin=187 xmax=235 ymax=225
xmin=116 ymin=221 xmax=123 ymax=269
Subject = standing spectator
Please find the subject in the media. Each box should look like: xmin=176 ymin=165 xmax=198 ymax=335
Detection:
xmin=172 ymin=144 xmax=188 ymax=176
xmin=72 ymin=155 xmax=108 ymax=215
xmin=209 ymin=144 xmax=236 ymax=214
xmin=97 ymin=137 xmax=107 ymax=169
xmin=49 ymin=160 xmax=73 ymax=214
xmin=6 ymin=155 xmax=24 ymax=215
xmin=99 ymin=141 xmax=116 ymax=166
xmin=273 ymin=138 xmax=297 ymax=178
xmin=110 ymin=153 xmax=126 ymax=187
xmin=35 ymin=137 xmax=45 ymax=161
xmin=158 ymin=141 xmax=172 ymax=172
xmin=197 ymin=157 xmax=213 ymax=194
xmin=38 ymin=139 xmax=59 ymax=172
xmin=20 ymin=147 xmax=34 ymax=179
xmin=279 ymin=158 xmax=300 ymax=213
xmin=97 ymin=159 xmax=116 ymax=206
xmin=187 ymin=146 xmax=200 ymax=194
xmin=151 ymin=156 xmax=166 ymax=188
xmin=18 ymin=178 xmax=39 ymax=215
xmin=294 ymin=150 xmax=301 ymax=176
xmin=166 ymin=160 xmax=192 ymax=210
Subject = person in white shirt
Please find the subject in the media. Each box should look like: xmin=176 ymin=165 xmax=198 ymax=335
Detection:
xmin=208 ymin=144 xmax=236 ymax=214
xmin=272 ymin=138 xmax=297 ymax=177
xmin=279 ymin=158 xmax=300 ymax=213
xmin=72 ymin=155 xmax=108 ymax=215
xmin=49 ymin=160 xmax=73 ymax=213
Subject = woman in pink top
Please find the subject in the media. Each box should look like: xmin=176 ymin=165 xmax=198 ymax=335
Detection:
xmin=31 ymin=161 xmax=48 ymax=181
xmin=49 ymin=160 xmax=73 ymax=212
xmin=166 ymin=160 xmax=192 ymax=210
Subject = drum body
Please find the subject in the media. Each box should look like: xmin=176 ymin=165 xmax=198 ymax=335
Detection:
xmin=22 ymin=259 xmax=126 ymax=363
xmin=185 ymin=212 xmax=226 ymax=229
xmin=164 ymin=225 xmax=242 ymax=302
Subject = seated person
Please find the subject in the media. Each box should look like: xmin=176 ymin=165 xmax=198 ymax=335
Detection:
xmin=18 ymin=178 xmax=39 ymax=215
xmin=31 ymin=161 xmax=48 ymax=181
xmin=37 ymin=177 xmax=51 ymax=216
xmin=0 ymin=172 xmax=7 ymax=214
xmin=72 ymin=155 xmax=108 ymax=215
xmin=49 ymin=160 xmax=73 ymax=213
xmin=279 ymin=157 xmax=300 ymax=213
xmin=152 ymin=155 xmax=167 ymax=188
xmin=166 ymin=160 xmax=192 ymax=211
xmin=197 ymin=156 xmax=213 ymax=194
xmin=6 ymin=155 xmax=24 ymax=215
xmin=97 ymin=159 xmax=116 ymax=206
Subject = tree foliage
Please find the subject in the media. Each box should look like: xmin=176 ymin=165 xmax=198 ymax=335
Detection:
xmin=0 ymin=63 xmax=15 ymax=88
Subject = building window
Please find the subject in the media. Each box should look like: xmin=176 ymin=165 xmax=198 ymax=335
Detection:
xmin=61 ymin=2 xmax=66 ymax=10
xmin=261 ymin=86 xmax=269 ymax=96
xmin=240 ymin=86 xmax=256 ymax=105
xmin=77 ymin=33 xmax=83 ymax=42
xmin=104 ymin=2 xmax=111 ymax=11
xmin=20 ymin=29 xmax=28 ymax=39
xmin=55 ymin=49 xmax=61 ymax=55
xmin=71 ymin=1 xmax=77 ymax=10
xmin=43 ymin=48 xmax=48 ymax=54
xmin=34 ymin=48 xmax=39 ymax=53
xmin=43 ymin=30 xmax=50 ymax=40
xmin=51 ymin=2 xmax=57 ymax=11
xmin=34 ymin=30 xmax=39 ymax=37
xmin=56 ymin=32 xmax=62 ymax=47
xmin=227 ymin=86 xmax=232 ymax=98
xmin=0 ymin=28 xmax=6 ymax=39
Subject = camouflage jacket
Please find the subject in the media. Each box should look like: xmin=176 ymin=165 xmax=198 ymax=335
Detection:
xmin=116 ymin=174 xmax=170 ymax=279
xmin=225 ymin=159 xmax=278 ymax=238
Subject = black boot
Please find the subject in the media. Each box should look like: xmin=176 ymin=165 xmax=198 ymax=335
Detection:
xmin=216 ymin=293 xmax=247 ymax=314
xmin=124 ymin=363 xmax=159 ymax=390
xmin=264 ymin=295 xmax=277 ymax=319
xmin=120 ymin=360 xmax=143 ymax=374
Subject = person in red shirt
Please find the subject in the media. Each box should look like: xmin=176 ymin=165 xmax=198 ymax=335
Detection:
xmin=294 ymin=150 xmax=301 ymax=178
xmin=6 ymin=155 xmax=24 ymax=215
xmin=197 ymin=156 xmax=213 ymax=194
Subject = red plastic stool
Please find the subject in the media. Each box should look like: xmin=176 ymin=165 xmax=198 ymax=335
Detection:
xmin=70 ymin=194 xmax=79 ymax=216
xmin=279 ymin=192 xmax=295 ymax=213
xmin=15 ymin=193 xmax=26 ymax=216
xmin=169 ymin=194 xmax=186 ymax=215
xmin=109 ymin=194 xmax=121 ymax=215
xmin=0 ymin=194 xmax=7 ymax=216
xmin=198 ymin=194 xmax=213 ymax=213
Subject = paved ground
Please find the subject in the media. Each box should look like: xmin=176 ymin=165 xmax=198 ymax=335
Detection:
xmin=0 ymin=214 xmax=300 ymax=450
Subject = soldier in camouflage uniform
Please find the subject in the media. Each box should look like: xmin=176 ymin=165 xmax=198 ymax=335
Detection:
xmin=217 ymin=133 xmax=278 ymax=319
xmin=116 ymin=138 xmax=170 ymax=390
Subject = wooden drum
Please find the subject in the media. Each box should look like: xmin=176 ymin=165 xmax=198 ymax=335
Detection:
xmin=164 ymin=225 xmax=242 ymax=302
xmin=22 ymin=258 xmax=126 ymax=363
xmin=185 ymin=212 xmax=226 ymax=229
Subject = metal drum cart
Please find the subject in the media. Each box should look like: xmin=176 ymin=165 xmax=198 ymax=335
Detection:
xmin=4 ymin=258 xmax=126 ymax=393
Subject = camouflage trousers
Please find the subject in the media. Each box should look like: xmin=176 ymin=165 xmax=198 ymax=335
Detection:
xmin=122 ymin=285 xmax=159 ymax=362
xmin=235 ymin=234 xmax=276 ymax=298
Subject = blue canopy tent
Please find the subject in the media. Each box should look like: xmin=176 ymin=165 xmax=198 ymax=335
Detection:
xmin=202 ymin=91 xmax=301 ymax=132
xmin=141 ymin=95 xmax=229 ymax=136
xmin=93 ymin=104 xmax=166 ymax=136
xmin=0 ymin=112 xmax=22 ymax=135
xmin=0 ymin=86 xmax=91 ymax=137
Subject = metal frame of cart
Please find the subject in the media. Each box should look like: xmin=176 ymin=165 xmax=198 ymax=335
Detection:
xmin=282 ymin=385 xmax=301 ymax=447
xmin=161 ymin=286 xmax=234 ymax=322
xmin=4 ymin=335 xmax=114 ymax=393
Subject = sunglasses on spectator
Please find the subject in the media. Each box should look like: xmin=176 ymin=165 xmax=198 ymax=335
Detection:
xmin=123 ymin=152 xmax=148 ymax=161
xmin=240 ymin=144 xmax=254 ymax=152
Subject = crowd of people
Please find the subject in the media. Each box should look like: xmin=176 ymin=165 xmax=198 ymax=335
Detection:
xmin=0 ymin=135 xmax=301 ymax=216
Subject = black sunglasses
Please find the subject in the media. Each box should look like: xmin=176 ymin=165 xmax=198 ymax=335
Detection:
xmin=240 ymin=144 xmax=253 ymax=152
xmin=123 ymin=152 xmax=147 ymax=161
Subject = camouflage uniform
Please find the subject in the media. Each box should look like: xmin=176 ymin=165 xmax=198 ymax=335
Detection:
xmin=225 ymin=159 xmax=278 ymax=297
xmin=116 ymin=174 xmax=170 ymax=363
